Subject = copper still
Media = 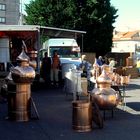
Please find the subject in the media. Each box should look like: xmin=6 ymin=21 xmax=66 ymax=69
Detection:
xmin=11 ymin=48 xmax=35 ymax=83
xmin=28 ymin=51 xmax=37 ymax=58
xmin=91 ymin=70 xmax=121 ymax=110
xmin=120 ymin=75 xmax=130 ymax=85
xmin=92 ymin=58 xmax=100 ymax=78
xmin=28 ymin=51 xmax=37 ymax=69
xmin=101 ymin=64 xmax=112 ymax=73
xmin=101 ymin=64 xmax=115 ymax=81
xmin=9 ymin=47 xmax=35 ymax=121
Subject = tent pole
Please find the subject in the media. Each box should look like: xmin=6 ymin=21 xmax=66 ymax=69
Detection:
xmin=81 ymin=34 xmax=84 ymax=54
xmin=36 ymin=27 xmax=41 ymax=73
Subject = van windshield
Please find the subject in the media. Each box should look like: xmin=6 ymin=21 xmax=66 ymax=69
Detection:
xmin=50 ymin=46 xmax=81 ymax=58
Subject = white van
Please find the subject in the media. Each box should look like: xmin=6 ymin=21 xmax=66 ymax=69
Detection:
xmin=40 ymin=38 xmax=82 ymax=79
xmin=41 ymin=38 xmax=81 ymax=66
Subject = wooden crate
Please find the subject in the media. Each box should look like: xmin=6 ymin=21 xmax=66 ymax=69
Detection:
xmin=125 ymin=67 xmax=139 ymax=78
xmin=115 ymin=67 xmax=126 ymax=76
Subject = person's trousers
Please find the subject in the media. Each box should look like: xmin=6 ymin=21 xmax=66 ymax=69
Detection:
xmin=50 ymin=69 xmax=59 ymax=82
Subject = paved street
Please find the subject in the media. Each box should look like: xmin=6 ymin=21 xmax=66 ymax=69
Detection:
xmin=1 ymin=78 xmax=140 ymax=140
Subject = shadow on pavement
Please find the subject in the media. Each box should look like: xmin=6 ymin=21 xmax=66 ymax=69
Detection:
xmin=126 ymin=102 xmax=140 ymax=111
xmin=1 ymin=82 xmax=140 ymax=140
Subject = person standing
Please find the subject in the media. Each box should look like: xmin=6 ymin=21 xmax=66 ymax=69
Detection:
xmin=97 ymin=56 xmax=103 ymax=66
xmin=109 ymin=58 xmax=117 ymax=68
xmin=136 ymin=58 xmax=140 ymax=73
xmin=80 ymin=55 xmax=92 ymax=79
xmin=80 ymin=55 xmax=92 ymax=91
xmin=51 ymin=50 xmax=61 ymax=87
xmin=41 ymin=52 xmax=51 ymax=84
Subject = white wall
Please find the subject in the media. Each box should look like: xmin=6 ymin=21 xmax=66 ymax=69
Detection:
xmin=112 ymin=40 xmax=140 ymax=53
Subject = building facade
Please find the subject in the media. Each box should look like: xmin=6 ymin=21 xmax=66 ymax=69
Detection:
xmin=112 ymin=31 xmax=140 ymax=54
xmin=0 ymin=0 xmax=20 ymax=25
xmin=112 ymin=30 xmax=140 ymax=65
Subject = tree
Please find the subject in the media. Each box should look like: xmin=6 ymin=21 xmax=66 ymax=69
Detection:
xmin=80 ymin=0 xmax=118 ymax=57
xmin=25 ymin=0 xmax=118 ymax=56
xmin=25 ymin=0 xmax=77 ymax=27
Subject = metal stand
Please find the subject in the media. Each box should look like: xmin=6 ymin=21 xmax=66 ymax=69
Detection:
xmin=103 ymin=109 xmax=114 ymax=120
xmin=31 ymin=97 xmax=39 ymax=120
xmin=92 ymin=102 xmax=104 ymax=128
xmin=111 ymin=84 xmax=127 ymax=110
xmin=121 ymin=84 xmax=126 ymax=110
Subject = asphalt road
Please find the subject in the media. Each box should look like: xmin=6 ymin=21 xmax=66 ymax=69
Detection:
xmin=0 ymin=78 xmax=140 ymax=140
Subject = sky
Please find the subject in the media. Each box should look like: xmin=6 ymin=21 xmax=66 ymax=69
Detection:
xmin=22 ymin=0 xmax=140 ymax=31
xmin=111 ymin=0 xmax=140 ymax=31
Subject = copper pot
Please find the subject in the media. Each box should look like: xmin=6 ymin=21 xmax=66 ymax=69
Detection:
xmin=101 ymin=64 xmax=112 ymax=73
xmin=91 ymin=87 xmax=119 ymax=110
xmin=29 ymin=60 xmax=37 ymax=69
xmin=11 ymin=49 xmax=35 ymax=83
xmin=28 ymin=51 xmax=37 ymax=58
xmin=120 ymin=75 xmax=130 ymax=85
xmin=11 ymin=65 xmax=35 ymax=83
xmin=91 ymin=70 xmax=121 ymax=110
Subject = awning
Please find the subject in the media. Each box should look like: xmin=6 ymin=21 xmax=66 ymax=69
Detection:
xmin=0 ymin=25 xmax=86 ymax=39
xmin=0 ymin=25 xmax=86 ymax=71
xmin=40 ymin=26 xmax=86 ymax=38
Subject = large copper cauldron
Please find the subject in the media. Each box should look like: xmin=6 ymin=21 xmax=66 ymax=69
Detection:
xmin=91 ymin=70 xmax=120 ymax=110
xmin=9 ymin=47 xmax=35 ymax=121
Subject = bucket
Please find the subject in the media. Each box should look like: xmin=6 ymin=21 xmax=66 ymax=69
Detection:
xmin=72 ymin=100 xmax=92 ymax=132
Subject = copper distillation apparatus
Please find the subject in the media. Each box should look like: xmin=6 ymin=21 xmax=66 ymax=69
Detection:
xmin=8 ymin=44 xmax=36 ymax=121
xmin=91 ymin=66 xmax=121 ymax=110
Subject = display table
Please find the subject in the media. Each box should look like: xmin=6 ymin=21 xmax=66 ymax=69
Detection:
xmin=125 ymin=67 xmax=138 ymax=79
xmin=111 ymin=84 xmax=127 ymax=110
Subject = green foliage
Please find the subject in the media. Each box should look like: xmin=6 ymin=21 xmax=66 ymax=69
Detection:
xmin=24 ymin=0 xmax=118 ymax=57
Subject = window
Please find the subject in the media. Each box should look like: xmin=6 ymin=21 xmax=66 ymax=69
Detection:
xmin=0 ymin=4 xmax=6 ymax=11
xmin=0 ymin=17 xmax=6 ymax=23
xmin=50 ymin=46 xmax=80 ymax=58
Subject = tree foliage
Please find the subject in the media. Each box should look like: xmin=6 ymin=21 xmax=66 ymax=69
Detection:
xmin=25 ymin=0 xmax=118 ymax=56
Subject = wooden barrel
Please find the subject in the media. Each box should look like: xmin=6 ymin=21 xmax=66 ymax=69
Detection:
xmin=8 ymin=84 xmax=31 ymax=122
xmin=72 ymin=100 xmax=92 ymax=132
